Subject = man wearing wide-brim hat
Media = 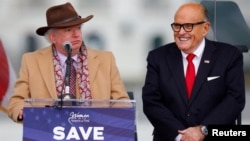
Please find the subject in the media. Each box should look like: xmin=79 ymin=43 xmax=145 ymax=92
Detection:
xmin=8 ymin=2 xmax=129 ymax=122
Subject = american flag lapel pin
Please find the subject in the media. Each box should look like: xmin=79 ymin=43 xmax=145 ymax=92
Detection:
xmin=204 ymin=60 xmax=210 ymax=64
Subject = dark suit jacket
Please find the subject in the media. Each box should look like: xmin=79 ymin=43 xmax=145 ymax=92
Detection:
xmin=142 ymin=39 xmax=245 ymax=141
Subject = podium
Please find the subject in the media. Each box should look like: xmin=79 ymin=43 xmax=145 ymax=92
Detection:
xmin=23 ymin=99 xmax=136 ymax=141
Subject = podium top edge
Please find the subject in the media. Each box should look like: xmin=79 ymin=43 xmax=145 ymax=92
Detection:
xmin=24 ymin=98 xmax=136 ymax=108
xmin=24 ymin=98 xmax=136 ymax=103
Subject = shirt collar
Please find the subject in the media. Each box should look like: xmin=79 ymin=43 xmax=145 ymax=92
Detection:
xmin=57 ymin=51 xmax=77 ymax=66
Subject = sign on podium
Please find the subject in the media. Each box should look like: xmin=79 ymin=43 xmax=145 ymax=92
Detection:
xmin=23 ymin=99 xmax=136 ymax=141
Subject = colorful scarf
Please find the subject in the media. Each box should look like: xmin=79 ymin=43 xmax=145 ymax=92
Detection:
xmin=52 ymin=42 xmax=92 ymax=99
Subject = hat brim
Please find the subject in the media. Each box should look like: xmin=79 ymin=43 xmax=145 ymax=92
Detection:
xmin=36 ymin=15 xmax=93 ymax=36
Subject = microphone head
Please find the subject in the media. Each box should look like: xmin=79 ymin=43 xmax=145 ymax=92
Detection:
xmin=63 ymin=41 xmax=72 ymax=54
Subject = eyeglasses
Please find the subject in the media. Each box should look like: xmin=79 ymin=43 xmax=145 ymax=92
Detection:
xmin=171 ymin=21 xmax=206 ymax=32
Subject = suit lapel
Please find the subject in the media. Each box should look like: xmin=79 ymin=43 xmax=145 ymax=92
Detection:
xmin=190 ymin=40 xmax=217 ymax=102
xmin=37 ymin=47 xmax=57 ymax=99
xmin=87 ymin=47 xmax=100 ymax=86
xmin=167 ymin=46 xmax=189 ymax=105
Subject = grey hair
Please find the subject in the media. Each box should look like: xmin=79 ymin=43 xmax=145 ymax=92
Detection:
xmin=44 ymin=28 xmax=55 ymax=43
xmin=200 ymin=4 xmax=209 ymax=21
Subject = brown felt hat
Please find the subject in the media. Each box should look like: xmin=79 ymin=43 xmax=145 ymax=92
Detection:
xmin=36 ymin=2 xmax=93 ymax=36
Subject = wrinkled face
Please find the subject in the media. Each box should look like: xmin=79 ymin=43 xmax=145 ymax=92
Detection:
xmin=172 ymin=4 xmax=210 ymax=54
xmin=48 ymin=24 xmax=83 ymax=56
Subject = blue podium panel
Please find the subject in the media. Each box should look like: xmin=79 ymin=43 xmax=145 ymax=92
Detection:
xmin=23 ymin=107 xmax=135 ymax=141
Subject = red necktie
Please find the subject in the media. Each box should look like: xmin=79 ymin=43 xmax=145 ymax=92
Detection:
xmin=70 ymin=59 xmax=76 ymax=96
xmin=186 ymin=54 xmax=195 ymax=99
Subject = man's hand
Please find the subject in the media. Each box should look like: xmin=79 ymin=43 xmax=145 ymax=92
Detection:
xmin=178 ymin=126 xmax=205 ymax=141
xmin=17 ymin=109 xmax=23 ymax=121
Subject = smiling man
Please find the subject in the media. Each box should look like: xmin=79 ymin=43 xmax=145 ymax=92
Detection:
xmin=142 ymin=2 xmax=245 ymax=141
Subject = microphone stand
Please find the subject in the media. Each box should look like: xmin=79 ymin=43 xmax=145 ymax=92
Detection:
xmin=59 ymin=50 xmax=72 ymax=108
xmin=65 ymin=55 xmax=71 ymax=94
xmin=56 ymin=41 xmax=77 ymax=108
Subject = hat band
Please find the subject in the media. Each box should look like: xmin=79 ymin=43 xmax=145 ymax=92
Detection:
xmin=50 ymin=15 xmax=81 ymax=26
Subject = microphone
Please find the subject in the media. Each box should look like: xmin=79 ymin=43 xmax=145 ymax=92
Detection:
xmin=63 ymin=41 xmax=72 ymax=55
